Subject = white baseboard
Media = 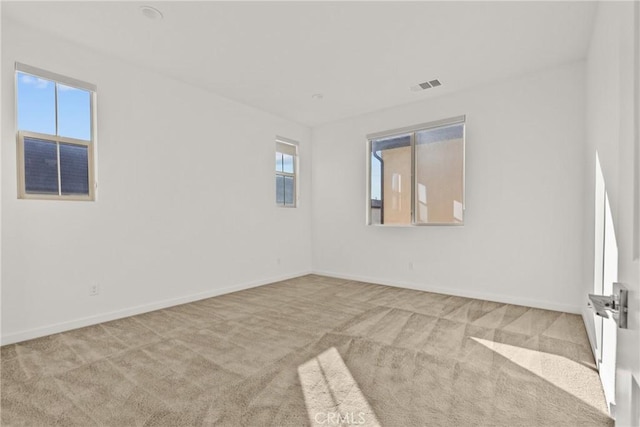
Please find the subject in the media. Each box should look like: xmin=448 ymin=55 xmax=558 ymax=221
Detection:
xmin=312 ymin=270 xmax=583 ymax=314
xmin=1 ymin=270 xmax=312 ymax=345
xmin=2 ymin=269 xmax=583 ymax=345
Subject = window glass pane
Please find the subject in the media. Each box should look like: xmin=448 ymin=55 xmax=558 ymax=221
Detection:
xmin=415 ymin=124 xmax=464 ymax=224
xmin=276 ymin=140 xmax=297 ymax=208
xmin=284 ymin=176 xmax=294 ymax=206
xmin=57 ymin=84 xmax=91 ymax=141
xmin=282 ymin=154 xmax=294 ymax=173
xmin=24 ymin=137 xmax=58 ymax=194
xmin=370 ymin=153 xmax=382 ymax=225
xmin=276 ymin=175 xmax=285 ymax=205
xmin=60 ymin=143 xmax=89 ymax=195
xmin=17 ymin=72 xmax=56 ymax=134
xmin=369 ymin=134 xmax=412 ymax=225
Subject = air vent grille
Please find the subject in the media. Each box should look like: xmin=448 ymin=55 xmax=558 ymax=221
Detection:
xmin=411 ymin=79 xmax=442 ymax=92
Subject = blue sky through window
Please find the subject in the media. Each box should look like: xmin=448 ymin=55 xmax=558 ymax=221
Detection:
xmin=17 ymin=73 xmax=56 ymax=134
xmin=17 ymin=71 xmax=91 ymax=140
xmin=58 ymin=84 xmax=91 ymax=140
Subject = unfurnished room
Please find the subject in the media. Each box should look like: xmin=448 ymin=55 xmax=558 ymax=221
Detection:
xmin=0 ymin=1 xmax=639 ymax=426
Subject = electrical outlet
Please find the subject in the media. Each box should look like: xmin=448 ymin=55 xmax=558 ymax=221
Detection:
xmin=277 ymin=258 xmax=281 ymax=266
xmin=89 ymin=283 xmax=100 ymax=296
xmin=409 ymin=261 xmax=414 ymax=270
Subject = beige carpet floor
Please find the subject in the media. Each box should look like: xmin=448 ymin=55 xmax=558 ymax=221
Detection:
xmin=1 ymin=274 xmax=612 ymax=426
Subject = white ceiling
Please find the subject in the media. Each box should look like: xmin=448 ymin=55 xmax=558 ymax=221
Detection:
xmin=3 ymin=1 xmax=597 ymax=127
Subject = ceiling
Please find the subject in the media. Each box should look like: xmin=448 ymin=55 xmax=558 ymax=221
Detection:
xmin=3 ymin=1 xmax=597 ymax=127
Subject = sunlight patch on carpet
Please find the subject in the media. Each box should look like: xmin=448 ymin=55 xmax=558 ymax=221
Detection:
xmin=298 ymin=347 xmax=380 ymax=426
xmin=471 ymin=337 xmax=607 ymax=414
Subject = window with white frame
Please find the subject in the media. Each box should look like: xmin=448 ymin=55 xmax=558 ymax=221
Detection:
xmin=15 ymin=63 xmax=96 ymax=200
xmin=368 ymin=116 xmax=465 ymax=225
xmin=275 ymin=138 xmax=298 ymax=207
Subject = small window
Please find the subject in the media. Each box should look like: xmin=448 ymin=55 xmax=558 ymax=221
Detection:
xmin=275 ymin=137 xmax=298 ymax=207
xmin=15 ymin=63 xmax=96 ymax=200
xmin=368 ymin=116 xmax=465 ymax=225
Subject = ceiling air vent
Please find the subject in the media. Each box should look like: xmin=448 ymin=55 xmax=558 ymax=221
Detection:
xmin=411 ymin=79 xmax=442 ymax=92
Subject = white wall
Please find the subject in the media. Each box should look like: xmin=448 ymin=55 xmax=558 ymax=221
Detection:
xmin=311 ymin=61 xmax=587 ymax=313
xmin=583 ymin=2 xmax=639 ymax=425
xmin=1 ymin=20 xmax=312 ymax=344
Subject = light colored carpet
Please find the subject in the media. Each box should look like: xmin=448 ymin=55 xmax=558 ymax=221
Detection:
xmin=1 ymin=274 xmax=612 ymax=426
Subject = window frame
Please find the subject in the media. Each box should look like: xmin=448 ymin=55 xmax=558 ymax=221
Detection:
xmin=14 ymin=62 xmax=97 ymax=201
xmin=275 ymin=136 xmax=298 ymax=208
xmin=366 ymin=115 xmax=466 ymax=226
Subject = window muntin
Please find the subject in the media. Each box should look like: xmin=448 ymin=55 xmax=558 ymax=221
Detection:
xmin=368 ymin=116 xmax=465 ymax=226
xmin=276 ymin=138 xmax=298 ymax=207
xmin=15 ymin=63 xmax=96 ymax=200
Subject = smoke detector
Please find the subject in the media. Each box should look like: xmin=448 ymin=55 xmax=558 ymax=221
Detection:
xmin=411 ymin=79 xmax=442 ymax=92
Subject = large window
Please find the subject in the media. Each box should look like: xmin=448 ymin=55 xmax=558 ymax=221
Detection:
xmin=15 ymin=63 xmax=96 ymax=200
xmin=368 ymin=116 xmax=465 ymax=225
xmin=275 ymin=137 xmax=298 ymax=207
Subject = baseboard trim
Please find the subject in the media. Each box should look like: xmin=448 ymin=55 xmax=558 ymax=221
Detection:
xmin=1 ymin=270 xmax=312 ymax=345
xmin=2 ymin=270 xmax=582 ymax=345
xmin=312 ymin=270 xmax=582 ymax=314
